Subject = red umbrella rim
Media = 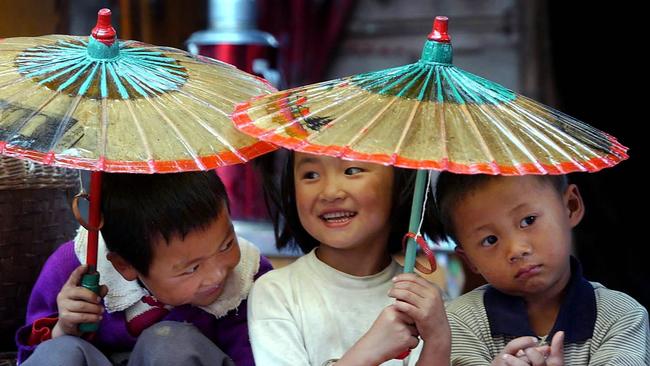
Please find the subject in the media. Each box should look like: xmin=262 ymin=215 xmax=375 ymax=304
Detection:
xmin=232 ymin=100 xmax=628 ymax=175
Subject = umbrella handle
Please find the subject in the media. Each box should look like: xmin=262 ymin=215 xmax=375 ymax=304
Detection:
xmin=401 ymin=232 xmax=437 ymax=274
xmin=71 ymin=185 xmax=104 ymax=333
xmin=79 ymin=271 xmax=101 ymax=333
xmin=72 ymin=193 xmax=105 ymax=231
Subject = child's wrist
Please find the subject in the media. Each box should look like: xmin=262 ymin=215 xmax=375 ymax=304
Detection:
xmin=338 ymin=342 xmax=384 ymax=366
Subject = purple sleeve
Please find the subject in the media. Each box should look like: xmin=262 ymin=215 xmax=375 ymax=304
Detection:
xmin=15 ymin=241 xmax=80 ymax=364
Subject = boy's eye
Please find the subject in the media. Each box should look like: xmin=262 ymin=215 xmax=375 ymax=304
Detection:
xmin=480 ymin=235 xmax=498 ymax=247
xmin=520 ymin=215 xmax=536 ymax=228
xmin=344 ymin=167 xmax=363 ymax=175
xmin=183 ymin=264 xmax=199 ymax=275
xmin=219 ymin=240 xmax=234 ymax=252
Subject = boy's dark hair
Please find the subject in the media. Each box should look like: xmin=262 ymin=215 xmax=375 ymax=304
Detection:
xmin=100 ymin=171 xmax=229 ymax=276
xmin=256 ymin=151 xmax=440 ymax=254
xmin=434 ymin=172 xmax=568 ymax=244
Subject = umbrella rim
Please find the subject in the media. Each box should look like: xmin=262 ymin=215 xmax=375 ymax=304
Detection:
xmin=0 ymin=139 xmax=277 ymax=173
xmin=232 ymin=100 xmax=629 ymax=176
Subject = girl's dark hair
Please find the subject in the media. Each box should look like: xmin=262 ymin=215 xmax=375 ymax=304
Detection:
xmin=434 ymin=172 xmax=568 ymax=243
xmin=256 ymin=150 xmax=439 ymax=254
xmin=100 ymin=171 xmax=229 ymax=276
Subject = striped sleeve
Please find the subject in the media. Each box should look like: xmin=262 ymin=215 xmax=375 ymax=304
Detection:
xmin=587 ymin=286 xmax=650 ymax=366
xmin=447 ymin=287 xmax=502 ymax=366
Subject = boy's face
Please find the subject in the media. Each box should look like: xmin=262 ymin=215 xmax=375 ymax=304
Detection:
xmin=451 ymin=176 xmax=584 ymax=300
xmin=114 ymin=207 xmax=241 ymax=307
xmin=293 ymin=152 xmax=394 ymax=253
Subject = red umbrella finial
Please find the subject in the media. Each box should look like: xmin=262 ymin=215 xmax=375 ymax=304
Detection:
xmin=91 ymin=8 xmax=117 ymax=46
xmin=428 ymin=16 xmax=451 ymax=43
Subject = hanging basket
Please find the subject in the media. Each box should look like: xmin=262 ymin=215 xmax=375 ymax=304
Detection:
xmin=0 ymin=156 xmax=80 ymax=351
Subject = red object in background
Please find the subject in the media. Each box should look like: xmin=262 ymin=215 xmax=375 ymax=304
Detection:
xmin=187 ymin=0 xmax=280 ymax=220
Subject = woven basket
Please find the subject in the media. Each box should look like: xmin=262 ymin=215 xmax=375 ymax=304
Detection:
xmin=0 ymin=156 xmax=80 ymax=351
xmin=0 ymin=156 xmax=79 ymax=190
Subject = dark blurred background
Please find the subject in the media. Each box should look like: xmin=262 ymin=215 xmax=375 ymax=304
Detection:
xmin=1 ymin=0 xmax=646 ymax=357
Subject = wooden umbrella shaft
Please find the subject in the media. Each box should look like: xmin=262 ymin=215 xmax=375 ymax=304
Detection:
xmin=79 ymin=170 xmax=103 ymax=333
xmin=404 ymin=170 xmax=427 ymax=273
xmin=86 ymin=170 xmax=103 ymax=271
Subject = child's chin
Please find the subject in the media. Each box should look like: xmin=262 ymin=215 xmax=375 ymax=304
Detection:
xmin=193 ymin=288 xmax=224 ymax=306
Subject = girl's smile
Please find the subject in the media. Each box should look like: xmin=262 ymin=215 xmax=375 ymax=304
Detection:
xmin=293 ymin=152 xmax=394 ymax=274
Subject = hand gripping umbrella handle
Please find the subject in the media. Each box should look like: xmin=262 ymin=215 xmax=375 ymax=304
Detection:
xmin=72 ymin=171 xmax=105 ymax=333
xmin=79 ymin=272 xmax=101 ymax=332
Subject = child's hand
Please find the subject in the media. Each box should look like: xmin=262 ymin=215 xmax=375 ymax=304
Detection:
xmin=493 ymin=332 xmax=564 ymax=366
xmin=52 ymin=265 xmax=108 ymax=338
xmin=337 ymin=305 xmax=419 ymax=365
xmin=389 ymin=273 xmax=450 ymax=343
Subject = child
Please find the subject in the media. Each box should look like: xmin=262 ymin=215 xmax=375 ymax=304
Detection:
xmin=16 ymin=171 xmax=272 ymax=366
xmin=248 ymin=151 xmax=451 ymax=366
xmin=435 ymin=172 xmax=649 ymax=365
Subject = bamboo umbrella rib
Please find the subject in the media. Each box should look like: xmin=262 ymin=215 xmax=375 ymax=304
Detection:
xmin=435 ymin=98 xmax=448 ymax=169
xmin=301 ymin=89 xmax=375 ymax=145
xmin=342 ymin=96 xmax=398 ymax=152
xmin=503 ymin=99 xmax=590 ymax=172
xmin=146 ymin=96 xmax=207 ymax=170
xmin=125 ymin=99 xmax=155 ymax=172
xmin=48 ymin=94 xmax=83 ymax=152
xmin=466 ymin=98 xmax=548 ymax=174
xmin=441 ymin=67 xmax=497 ymax=171
xmin=183 ymin=81 xmax=242 ymax=106
xmin=0 ymin=73 xmax=32 ymax=91
xmin=98 ymin=98 xmax=110 ymax=169
xmin=392 ymin=99 xmax=422 ymax=163
xmin=169 ymin=91 xmax=245 ymax=162
xmin=3 ymin=90 xmax=60 ymax=142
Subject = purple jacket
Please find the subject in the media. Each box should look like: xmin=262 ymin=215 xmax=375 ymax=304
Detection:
xmin=16 ymin=241 xmax=272 ymax=365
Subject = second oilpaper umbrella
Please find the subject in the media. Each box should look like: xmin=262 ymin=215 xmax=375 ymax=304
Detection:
xmin=233 ymin=16 xmax=628 ymax=273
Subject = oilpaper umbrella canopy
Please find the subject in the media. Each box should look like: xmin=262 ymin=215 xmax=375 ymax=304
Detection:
xmin=234 ymin=18 xmax=627 ymax=175
xmin=0 ymin=9 xmax=278 ymax=321
xmin=233 ymin=16 xmax=628 ymax=276
xmin=0 ymin=10 xmax=276 ymax=173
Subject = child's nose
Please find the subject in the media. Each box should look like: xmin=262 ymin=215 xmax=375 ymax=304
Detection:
xmin=507 ymin=240 xmax=532 ymax=262
xmin=202 ymin=262 xmax=228 ymax=286
xmin=319 ymin=179 xmax=346 ymax=201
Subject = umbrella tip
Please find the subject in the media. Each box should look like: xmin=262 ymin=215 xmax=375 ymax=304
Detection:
xmin=91 ymin=8 xmax=117 ymax=46
xmin=428 ymin=16 xmax=451 ymax=43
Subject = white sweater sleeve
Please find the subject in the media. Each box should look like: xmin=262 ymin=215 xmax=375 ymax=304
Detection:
xmin=247 ymin=271 xmax=312 ymax=366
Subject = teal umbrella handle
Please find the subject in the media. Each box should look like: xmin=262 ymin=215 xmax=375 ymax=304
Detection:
xmin=403 ymin=170 xmax=428 ymax=273
xmin=79 ymin=271 xmax=100 ymax=333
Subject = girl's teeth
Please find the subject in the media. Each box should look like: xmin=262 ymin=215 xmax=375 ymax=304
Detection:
xmin=322 ymin=212 xmax=356 ymax=220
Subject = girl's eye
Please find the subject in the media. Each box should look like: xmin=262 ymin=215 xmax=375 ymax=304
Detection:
xmin=302 ymin=171 xmax=319 ymax=179
xmin=480 ymin=235 xmax=498 ymax=247
xmin=520 ymin=215 xmax=536 ymax=228
xmin=183 ymin=264 xmax=199 ymax=275
xmin=344 ymin=167 xmax=363 ymax=175
xmin=219 ymin=240 xmax=234 ymax=252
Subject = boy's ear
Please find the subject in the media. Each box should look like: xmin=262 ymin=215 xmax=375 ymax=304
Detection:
xmin=106 ymin=252 xmax=139 ymax=281
xmin=564 ymin=184 xmax=585 ymax=228
xmin=454 ymin=246 xmax=480 ymax=274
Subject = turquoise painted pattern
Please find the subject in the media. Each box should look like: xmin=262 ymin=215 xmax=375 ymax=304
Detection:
xmin=15 ymin=37 xmax=188 ymax=99
xmin=350 ymin=61 xmax=516 ymax=104
xmin=350 ymin=39 xmax=516 ymax=104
